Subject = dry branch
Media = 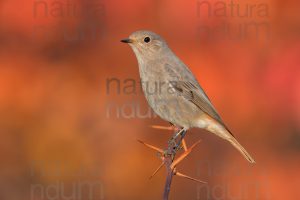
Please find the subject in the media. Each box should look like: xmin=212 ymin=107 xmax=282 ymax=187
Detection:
xmin=138 ymin=125 xmax=206 ymax=200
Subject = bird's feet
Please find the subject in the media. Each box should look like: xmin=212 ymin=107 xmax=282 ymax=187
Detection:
xmin=167 ymin=128 xmax=186 ymax=154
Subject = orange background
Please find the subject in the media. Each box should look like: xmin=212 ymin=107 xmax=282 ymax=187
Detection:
xmin=0 ymin=0 xmax=299 ymax=199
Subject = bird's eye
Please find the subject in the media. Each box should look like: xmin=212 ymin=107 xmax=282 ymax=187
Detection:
xmin=144 ymin=37 xmax=151 ymax=43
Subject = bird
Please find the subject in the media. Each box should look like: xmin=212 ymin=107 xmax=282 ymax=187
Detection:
xmin=121 ymin=30 xmax=255 ymax=163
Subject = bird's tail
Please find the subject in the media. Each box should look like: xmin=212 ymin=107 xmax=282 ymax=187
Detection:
xmin=227 ymin=136 xmax=256 ymax=164
xmin=196 ymin=115 xmax=255 ymax=163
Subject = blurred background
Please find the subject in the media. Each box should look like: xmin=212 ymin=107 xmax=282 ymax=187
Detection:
xmin=0 ymin=0 xmax=299 ymax=199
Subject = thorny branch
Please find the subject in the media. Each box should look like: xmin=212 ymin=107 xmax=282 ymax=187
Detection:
xmin=138 ymin=125 xmax=206 ymax=200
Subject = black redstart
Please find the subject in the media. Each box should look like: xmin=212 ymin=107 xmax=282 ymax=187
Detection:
xmin=121 ymin=30 xmax=255 ymax=163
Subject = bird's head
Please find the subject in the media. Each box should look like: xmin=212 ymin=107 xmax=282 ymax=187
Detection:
xmin=121 ymin=30 xmax=169 ymax=60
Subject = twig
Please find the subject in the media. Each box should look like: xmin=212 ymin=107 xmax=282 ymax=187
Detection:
xmin=162 ymin=128 xmax=186 ymax=200
xmin=137 ymin=140 xmax=164 ymax=153
xmin=149 ymin=162 xmax=165 ymax=180
xmin=163 ymin=155 xmax=174 ymax=200
xmin=170 ymin=140 xmax=201 ymax=170
xmin=138 ymin=125 xmax=206 ymax=200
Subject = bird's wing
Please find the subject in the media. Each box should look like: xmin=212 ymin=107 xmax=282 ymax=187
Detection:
xmin=165 ymin=63 xmax=234 ymax=136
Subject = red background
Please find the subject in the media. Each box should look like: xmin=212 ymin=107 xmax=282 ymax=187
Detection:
xmin=0 ymin=0 xmax=299 ymax=199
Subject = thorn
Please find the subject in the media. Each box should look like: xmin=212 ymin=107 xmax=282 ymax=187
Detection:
xmin=171 ymin=140 xmax=201 ymax=169
xmin=149 ymin=162 xmax=165 ymax=180
xmin=137 ymin=140 xmax=164 ymax=153
xmin=150 ymin=125 xmax=175 ymax=131
xmin=175 ymin=171 xmax=207 ymax=184
xmin=182 ymin=139 xmax=188 ymax=152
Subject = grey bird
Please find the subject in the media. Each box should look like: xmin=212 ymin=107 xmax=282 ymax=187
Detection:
xmin=121 ymin=30 xmax=255 ymax=163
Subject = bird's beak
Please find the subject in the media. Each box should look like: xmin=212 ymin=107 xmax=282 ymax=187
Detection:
xmin=121 ymin=38 xmax=133 ymax=43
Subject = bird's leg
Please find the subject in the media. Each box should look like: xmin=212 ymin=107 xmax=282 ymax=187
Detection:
xmin=168 ymin=128 xmax=182 ymax=147
xmin=168 ymin=128 xmax=187 ymax=154
xmin=174 ymin=129 xmax=187 ymax=151
xmin=172 ymin=128 xmax=184 ymax=140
